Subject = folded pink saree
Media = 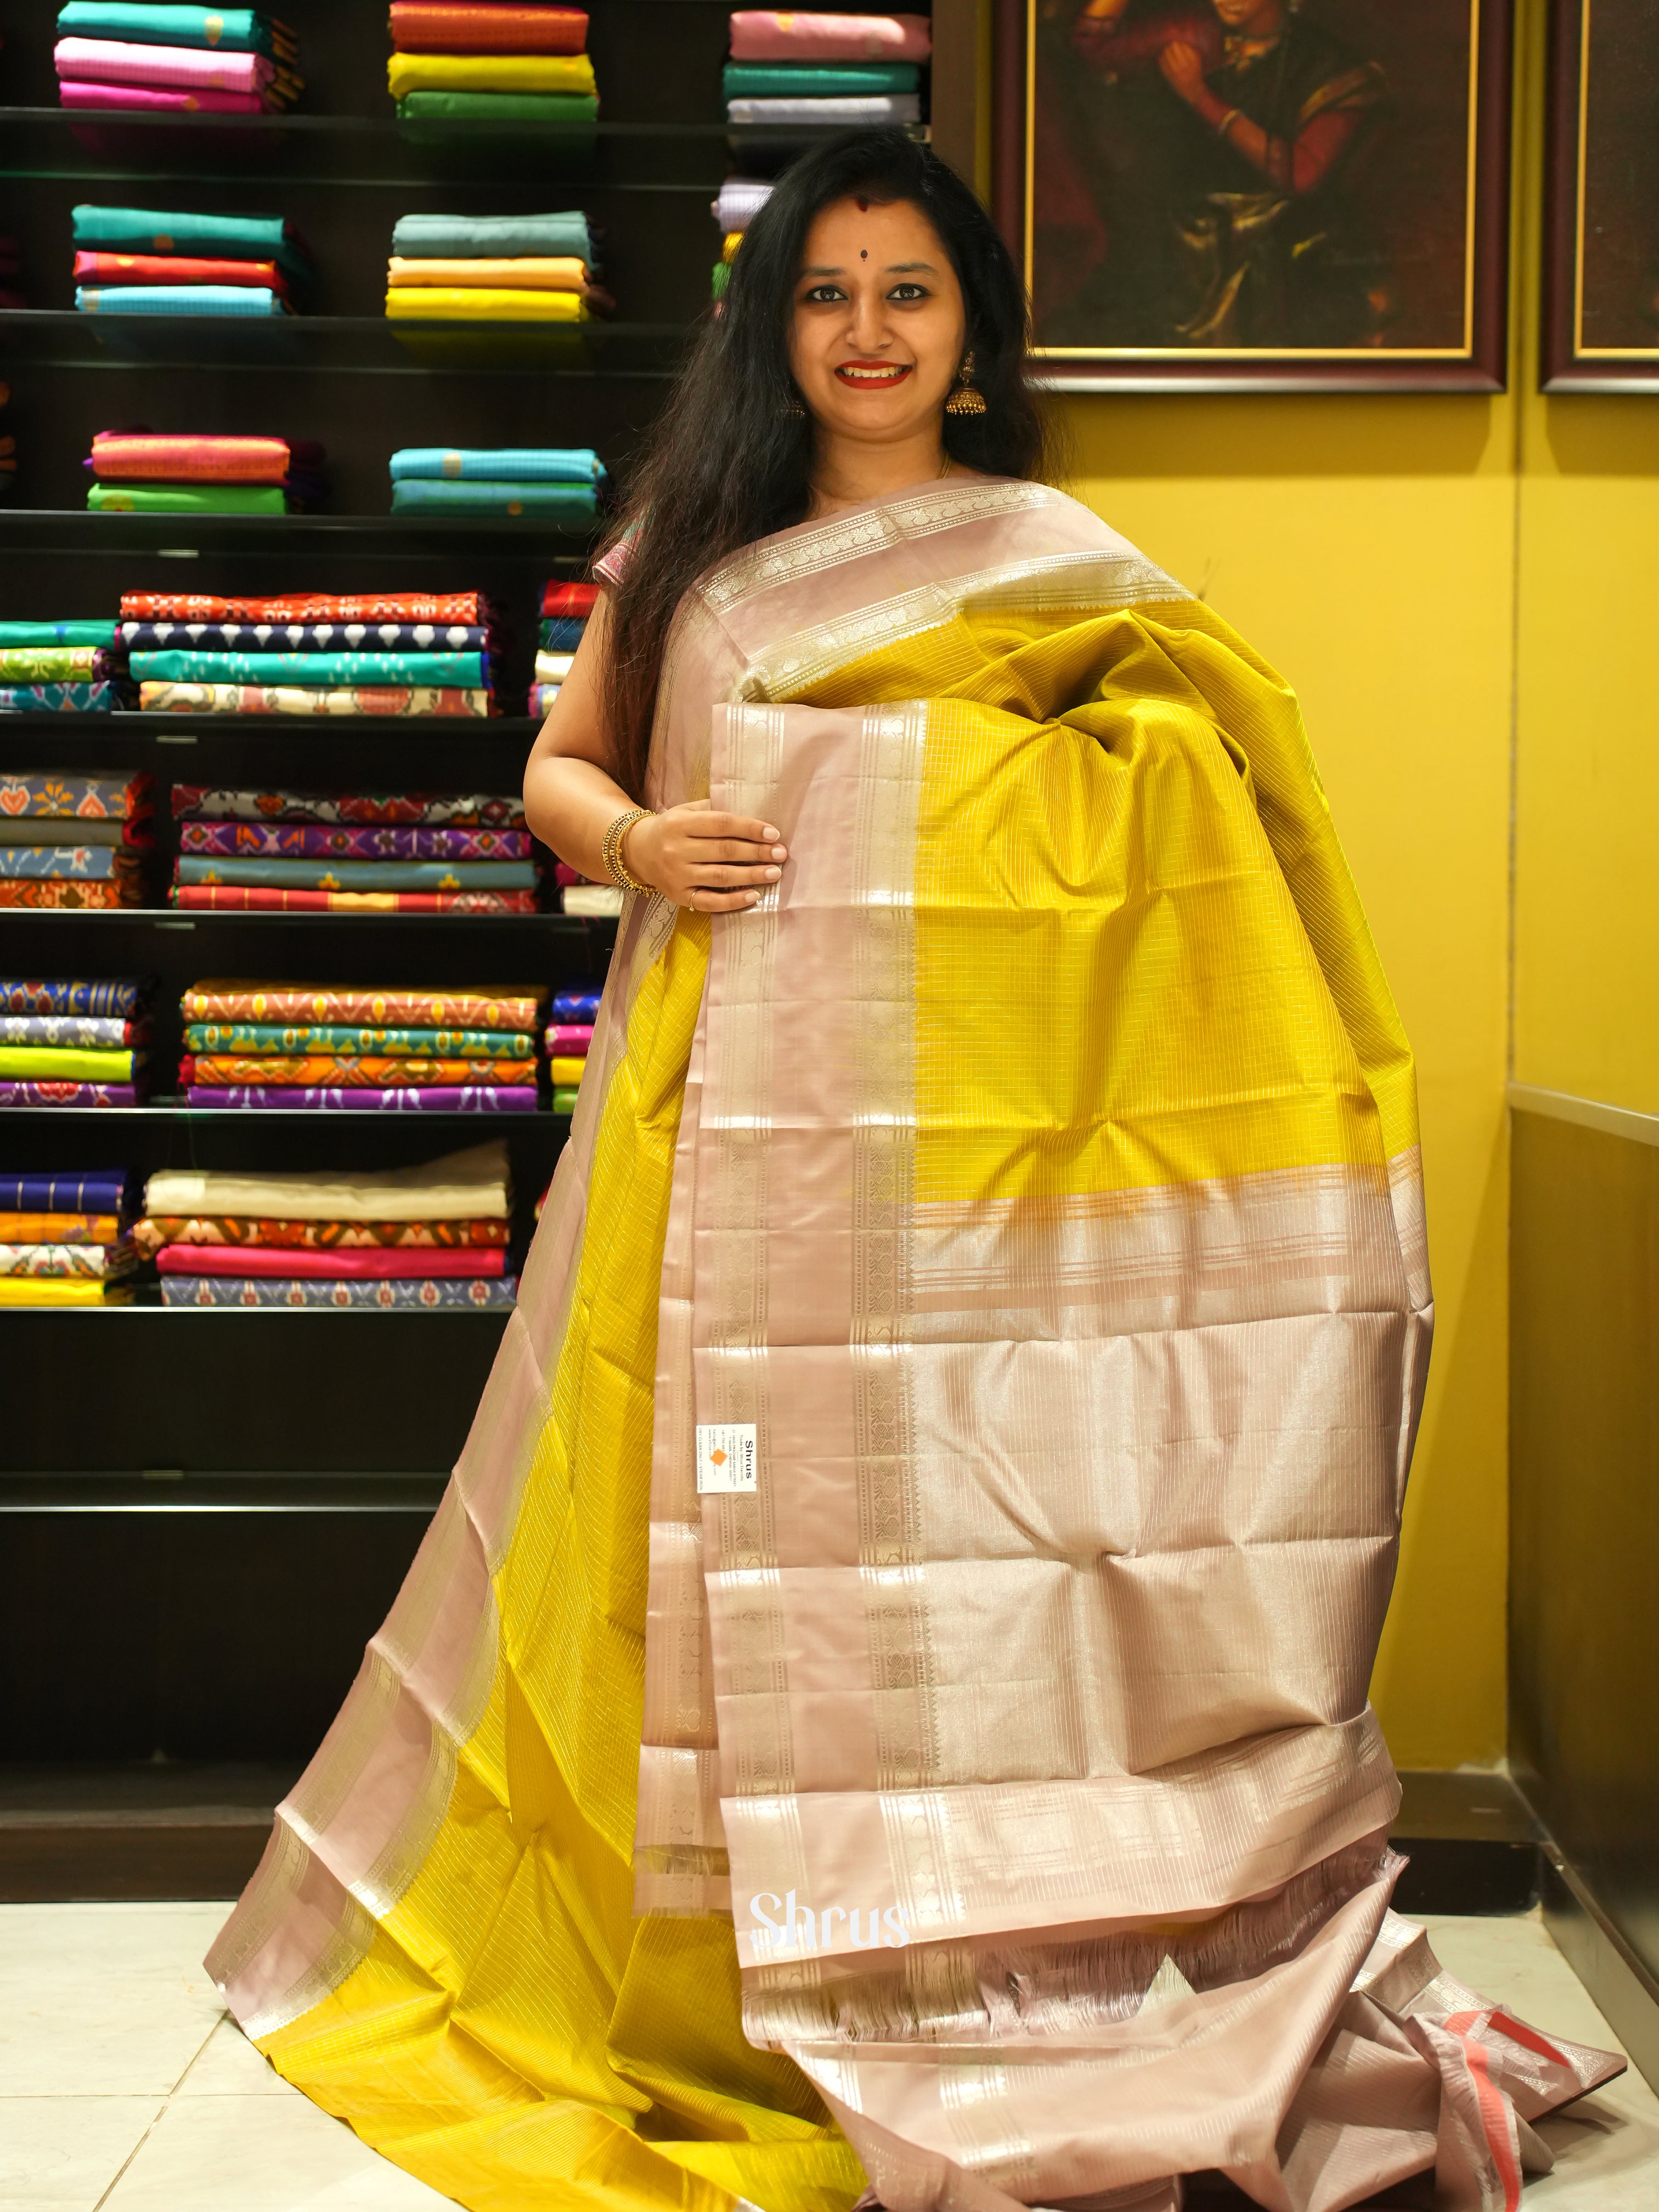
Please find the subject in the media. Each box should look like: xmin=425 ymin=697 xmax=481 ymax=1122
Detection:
xmin=207 ymin=479 xmax=1618 ymax=2212
xmin=55 ymin=35 xmax=274 ymax=92
xmin=155 ymin=1244 xmax=505 ymax=1280
xmin=728 ymin=8 xmax=932 ymax=59
xmin=59 ymin=77 xmax=265 ymax=110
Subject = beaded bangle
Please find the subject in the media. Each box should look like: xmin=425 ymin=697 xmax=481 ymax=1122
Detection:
xmin=601 ymin=806 xmax=654 ymax=897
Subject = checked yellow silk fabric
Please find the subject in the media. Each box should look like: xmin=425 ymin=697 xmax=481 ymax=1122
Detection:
xmin=250 ymin=588 xmax=1413 ymax=2211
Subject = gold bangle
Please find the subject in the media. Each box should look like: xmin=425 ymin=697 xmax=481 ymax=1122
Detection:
xmin=601 ymin=806 xmax=654 ymax=897
xmin=1216 ymin=106 xmax=1243 ymax=138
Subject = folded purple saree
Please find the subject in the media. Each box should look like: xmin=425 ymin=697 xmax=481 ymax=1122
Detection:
xmin=182 ymin=1084 xmax=537 ymax=1111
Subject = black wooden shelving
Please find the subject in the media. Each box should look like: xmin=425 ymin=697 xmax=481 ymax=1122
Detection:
xmin=0 ymin=0 xmax=738 ymax=1760
xmin=0 ymin=0 xmax=943 ymax=1776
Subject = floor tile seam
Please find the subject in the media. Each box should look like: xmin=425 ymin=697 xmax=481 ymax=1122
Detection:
xmin=88 ymin=2094 xmax=169 ymax=2212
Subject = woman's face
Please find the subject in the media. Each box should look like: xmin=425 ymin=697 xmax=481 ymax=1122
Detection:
xmin=788 ymin=195 xmax=968 ymax=450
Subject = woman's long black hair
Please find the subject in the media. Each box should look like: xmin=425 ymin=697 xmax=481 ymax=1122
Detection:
xmin=599 ymin=127 xmax=1062 ymax=798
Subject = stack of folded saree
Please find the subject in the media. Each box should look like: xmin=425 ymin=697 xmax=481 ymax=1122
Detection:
xmin=390 ymin=445 xmax=603 ymax=523
xmin=386 ymin=207 xmax=606 ymax=325
xmin=709 ymin=176 xmax=770 ymax=301
xmin=387 ymin=3 xmax=596 ymax=128
xmin=86 ymin=433 xmax=325 ymax=516
xmin=177 ymin=979 xmax=545 ymax=1111
xmin=0 ymin=976 xmax=150 ymax=1104
xmin=126 ymin=589 xmax=499 ymax=716
xmin=724 ymin=9 xmax=927 ymax=126
xmin=543 ymin=981 xmax=597 ymax=1111
xmin=141 ymin=1139 xmax=517 ymax=1307
xmin=73 ymin=204 xmax=314 ymax=319
xmin=531 ymin=577 xmax=594 ymax=712
xmin=0 ymin=773 xmax=153 ymax=909
xmin=0 ymin=1164 xmax=137 ymax=1306
xmin=0 ymin=620 xmax=125 ymax=713
xmin=169 ymin=781 xmax=538 ymax=913
xmin=55 ymin=2 xmax=302 ymax=115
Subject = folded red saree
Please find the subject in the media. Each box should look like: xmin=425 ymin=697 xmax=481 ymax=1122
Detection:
xmin=92 ymin=434 xmax=318 ymax=484
xmin=389 ymin=3 xmax=588 ymax=52
xmin=155 ymin=1244 xmax=506 ymax=1280
xmin=73 ymin=253 xmax=290 ymax=294
xmin=134 ymin=1215 xmax=509 ymax=1254
xmin=541 ymin=579 xmax=598 ymax=616
xmin=171 ymin=886 xmax=538 ymax=914
xmin=121 ymin=591 xmax=490 ymax=623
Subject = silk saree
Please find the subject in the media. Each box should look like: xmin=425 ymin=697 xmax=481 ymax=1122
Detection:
xmin=208 ymin=480 xmax=1618 ymax=2212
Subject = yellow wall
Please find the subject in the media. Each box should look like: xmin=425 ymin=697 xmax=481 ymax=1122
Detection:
xmin=981 ymin=4 xmax=1589 ymax=1768
xmin=1512 ymin=44 xmax=1659 ymax=1112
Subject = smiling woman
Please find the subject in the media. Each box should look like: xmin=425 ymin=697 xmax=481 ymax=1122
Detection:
xmin=516 ymin=128 xmax=1054 ymax=894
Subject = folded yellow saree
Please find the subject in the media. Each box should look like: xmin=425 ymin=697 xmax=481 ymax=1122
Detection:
xmin=386 ymin=49 xmax=595 ymax=98
xmin=0 ymin=1276 xmax=126 ymax=1304
xmin=209 ymin=481 xmax=1618 ymax=2212
xmin=384 ymin=286 xmax=585 ymax=323
xmin=386 ymin=255 xmax=593 ymax=290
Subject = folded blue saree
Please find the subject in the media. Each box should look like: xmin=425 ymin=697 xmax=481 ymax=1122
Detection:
xmin=388 ymin=211 xmax=594 ymax=263
xmin=389 ymin=447 xmax=603 ymax=483
xmin=390 ymin=480 xmax=597 ymax=518
xmin=130 ymin=650 xmax=485 ymax=687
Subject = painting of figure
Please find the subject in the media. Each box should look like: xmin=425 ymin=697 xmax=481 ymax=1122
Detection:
xmin=1008 ymin=0 xmax=1506 ymax=381
xmin=1544 ymin=0 xmax=1659 ymax=383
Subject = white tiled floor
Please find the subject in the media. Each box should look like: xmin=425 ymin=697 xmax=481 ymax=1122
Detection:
xmin=1 ymin=1900 xmax=1656 ymax=2209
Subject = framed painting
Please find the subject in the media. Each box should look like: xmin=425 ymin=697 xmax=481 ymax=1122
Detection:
xmin=1543 ymin=0 xmax=1659 ymax=390
xmin=992 ymin=0 xmax=1513 ymax=391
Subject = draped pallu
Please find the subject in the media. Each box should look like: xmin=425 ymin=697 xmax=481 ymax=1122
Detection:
xmin=207 ymin=482 xmax=1617 ymax=2212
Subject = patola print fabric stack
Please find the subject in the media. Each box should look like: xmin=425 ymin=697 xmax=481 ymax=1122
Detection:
xmin=122 ymin=590 xmax=505 ymax=716
xmin=0 ymin=1160 xmax=138 ymax=1306
xmin=175 ymin=974 xmax=545 ymax=1112
xmin=0 ymin=773 xmax=152 ymax=909
xmin=139 ymin=1139 xmax=519 ymax=1308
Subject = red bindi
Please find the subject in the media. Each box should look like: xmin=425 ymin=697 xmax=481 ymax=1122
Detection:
xmin=860 ymin=249 xmax=868 ymax=259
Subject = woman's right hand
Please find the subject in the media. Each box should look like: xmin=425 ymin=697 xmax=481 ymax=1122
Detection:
xmin=624 ymin=800 xmax=788 ymax=912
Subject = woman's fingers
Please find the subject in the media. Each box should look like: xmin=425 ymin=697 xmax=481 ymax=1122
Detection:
xmin=691 ymin=887 xmax=764 ymax=911
xmin=682 ymin=812 xmax=787 ymax=860
xmin=689 ymin=862 xmax=782 ymax=888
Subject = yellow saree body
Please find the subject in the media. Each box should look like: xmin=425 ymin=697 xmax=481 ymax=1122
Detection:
xmin=208 ymin=483 xmax=1616 ymax=2212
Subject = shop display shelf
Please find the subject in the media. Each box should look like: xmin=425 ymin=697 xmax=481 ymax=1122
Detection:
xmin=0 ymin=509 xmax=603 ymax=555
xmin=0 ymin=308 xmax=695 ymax=377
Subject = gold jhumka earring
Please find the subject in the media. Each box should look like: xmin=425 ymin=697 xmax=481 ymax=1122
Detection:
xmin=945 ymin=349 xmax=986 ymax=416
